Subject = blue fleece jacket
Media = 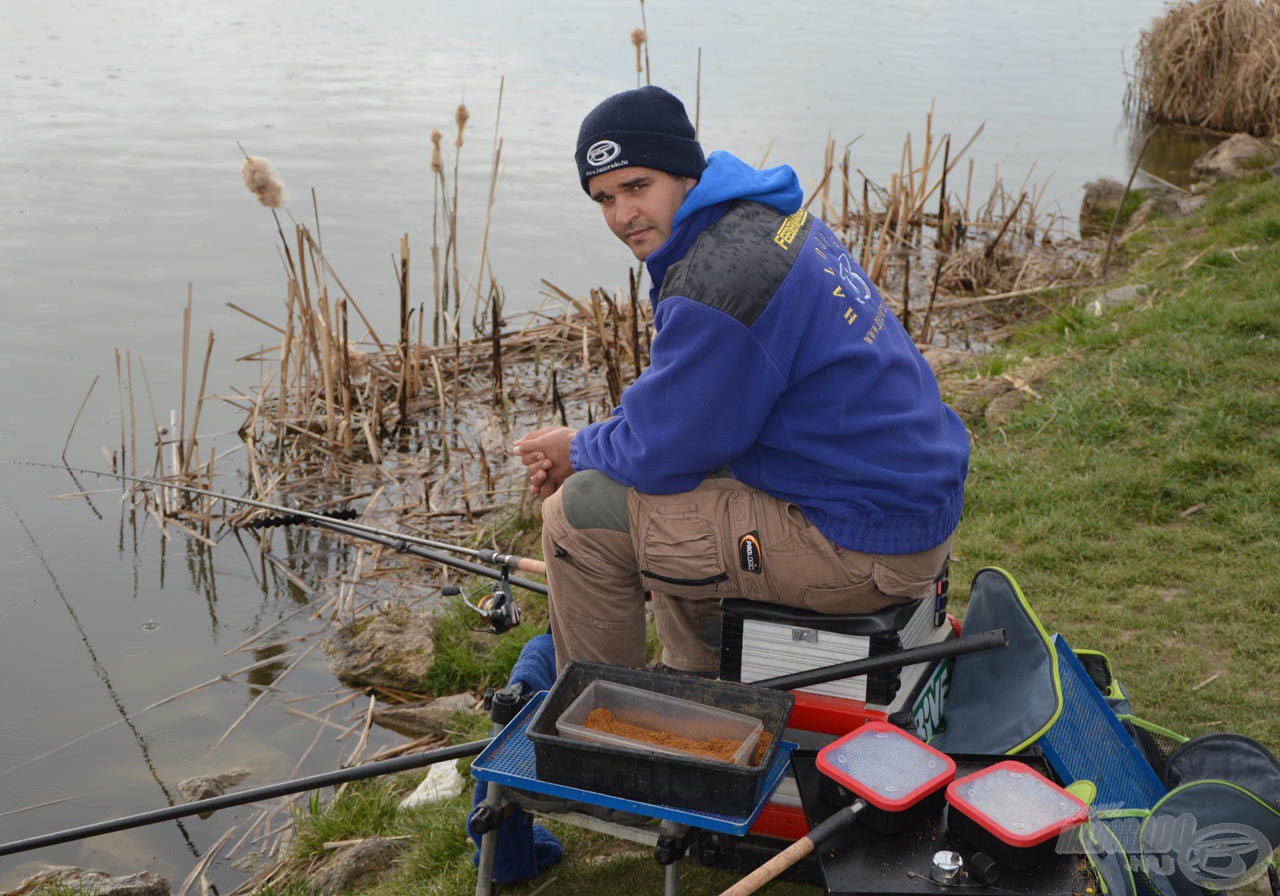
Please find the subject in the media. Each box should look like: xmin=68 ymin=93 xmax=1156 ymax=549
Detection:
xmin=569 ymin=151 xmax=969 ymax=554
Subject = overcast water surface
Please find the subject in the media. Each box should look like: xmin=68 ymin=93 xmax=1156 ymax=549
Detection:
xmin=1 ymin=0 xmax=1172 ymax=886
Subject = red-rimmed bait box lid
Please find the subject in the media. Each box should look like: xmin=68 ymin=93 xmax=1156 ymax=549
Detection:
xmin=946 ymin=760 xmax=1089 ymax=848
xmin=816 ymin=720 xmax=957 ymax=812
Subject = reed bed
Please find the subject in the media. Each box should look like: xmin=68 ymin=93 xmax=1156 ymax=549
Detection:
xmin=107 ymin=108 xmax=1096 ymax=614
xmin=1127 ymin=0 xmax=1280 ymax=137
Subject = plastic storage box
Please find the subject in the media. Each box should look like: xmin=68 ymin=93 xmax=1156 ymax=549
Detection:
xmin=527 ymin=661 xmax=794 ymax=817
xmin=816 ymin=720 xmax=957 ymax=834
xmin=945 ymin=760 xmax=1089 ymax=869
xmin=555 ymin=679 xmax=764 ymax=766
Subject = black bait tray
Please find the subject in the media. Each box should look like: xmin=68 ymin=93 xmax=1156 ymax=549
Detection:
xmin=527 ymin=661 xmax=794 ymax=817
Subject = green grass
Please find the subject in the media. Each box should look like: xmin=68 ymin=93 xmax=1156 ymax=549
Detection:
xmin=953 ymin=176 xmax=1280 ymax=743
xmin=272 ymin=176 xmax=1280 ymax=895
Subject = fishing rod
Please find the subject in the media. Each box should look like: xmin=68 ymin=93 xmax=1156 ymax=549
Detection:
xmin=0 ymin=629 xmax=1010 ymax=858
xmin=0 ymin=738 xmax=491 ymax=859
xmin=25 ymin=462 xmax=548 ymax=599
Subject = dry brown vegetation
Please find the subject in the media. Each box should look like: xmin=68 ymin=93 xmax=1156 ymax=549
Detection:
xmin=95 ymin=106 xmax=1100 ymax=621
xmin=1128 ymin=0 xmax=1280 ymax=137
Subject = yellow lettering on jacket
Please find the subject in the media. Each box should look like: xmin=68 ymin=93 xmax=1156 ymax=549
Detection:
xmin=773 ymin=209 xmax=809 ymax=250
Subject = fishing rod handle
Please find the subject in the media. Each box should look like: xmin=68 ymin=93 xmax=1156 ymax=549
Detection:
xmin=483 ymin=550 xmax=547 ymax=575
xmin=717 ymin=800 xmax=865 ymax=896
xmin=717 ymin=831 xmax=816 ymax=896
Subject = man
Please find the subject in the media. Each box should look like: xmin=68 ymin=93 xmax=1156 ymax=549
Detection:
xmin=515 ymin=86 xmax=969 ymax=676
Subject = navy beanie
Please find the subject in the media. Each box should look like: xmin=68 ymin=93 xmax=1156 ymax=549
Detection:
xmin=575 ymin=86 xmax=706 ymax=193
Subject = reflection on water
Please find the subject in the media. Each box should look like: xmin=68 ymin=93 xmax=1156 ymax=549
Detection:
xmin=246 ymin=644 xmax=291 ymax=697
xmin=1135 ymin=124 xmax=1227 ymax=189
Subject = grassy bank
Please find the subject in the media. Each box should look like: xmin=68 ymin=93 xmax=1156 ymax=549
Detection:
xmin=253 ymin=174 xmax=1279 ymax=896
xmin=954 ymin=174 xmax=1280 ymax=744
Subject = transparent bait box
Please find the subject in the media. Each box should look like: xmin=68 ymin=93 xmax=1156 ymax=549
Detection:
xmin=946 ymin=760 xmax=1089 ymax=869
xmin=555 ymin=679 xmax=763 ymax=766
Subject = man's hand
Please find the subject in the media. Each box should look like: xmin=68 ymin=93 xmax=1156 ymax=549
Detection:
xmin=513 ymin=426 xmax=578 ymax=498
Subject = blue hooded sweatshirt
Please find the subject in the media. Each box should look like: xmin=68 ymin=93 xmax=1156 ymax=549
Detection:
xmin=569 ymin=151 xmax=969 ymax=555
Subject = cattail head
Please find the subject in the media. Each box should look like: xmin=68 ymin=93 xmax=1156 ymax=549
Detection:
xmin=240 ymin=156 xmax=285 ymax=208
xmin=631 ymin=28 xmax=646 ymax=72
xmin=454 ymin=104 xmax=470 ymax=148
xmin=429 ymin=129 xmax=444 ymax=174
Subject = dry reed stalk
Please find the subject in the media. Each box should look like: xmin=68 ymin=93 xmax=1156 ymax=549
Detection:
xmin=984 ymin=192 xmax=1027 ymax=259
xmin=1103 ymin=128 xmax=1159 ymax=275
xmin=429 ymin=129 xmax=446 ymax=345
xmin=299 ymin=228 xmax=385 ymax=349
xmin=178 ymin=828 xmax=235 ymax=896
xmin=159 ymin=513 xmax=218 ymax=548
xmin=399 ymin=232 xmax=411 ymax=427
xmin=226 ymin=302 xmax=285 ymax=335
xmin=445 ymin=104 xmax=468 ymax=338
xmin=281 ymin=705 xmax=348 ymax=732
xmin=343 ymin=694 xmax=378 ymax=767
xmin=280 ymin=280 xmax=298 ymax=420
xmin=314 ymin=288 xmax=337 ymax=441
xmin=491 ymin=284 xmax=505 ymax=410
xmin=183 ymin=330 xmax=214 ymax=476
xmin=1130 ymin=0 xmax=1280 ymax=136
xmin=63 ymin=375 xmax=99 ymax=462
xmin=125 ymin=351 xmax=137 ymax=478
xmin=639 ymin=0 xmax=652 ymax=84
xmin=629 ymin=268 xmax=643 ymax=378
xmin=470 ymin=138 xmax=504 ymax=332
xmin=431 ymin=354 xmax=449 ymax=467
xmin=368 ymin=732 xmax=449 ymax=762
xmin=465 ymin=79 xmax=507 ymax=336
xmin=179 ymin=289 xmax=192 ymax=473
xmin=339 ymin=299 xmax=354 ymax=453
xmin=695 ymin=47 xmax=702 ymax=135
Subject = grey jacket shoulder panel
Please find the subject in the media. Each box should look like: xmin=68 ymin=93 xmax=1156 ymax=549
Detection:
xmin=658 ymin=201 xmax=815 ymax=327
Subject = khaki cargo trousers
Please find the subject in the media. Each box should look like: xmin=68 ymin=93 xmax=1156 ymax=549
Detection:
xmin=541 ymin=471 xmax=953 ymax=675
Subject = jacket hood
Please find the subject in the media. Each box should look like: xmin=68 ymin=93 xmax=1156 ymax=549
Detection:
xmin=672 ymin=151 xmax=803 ymax=228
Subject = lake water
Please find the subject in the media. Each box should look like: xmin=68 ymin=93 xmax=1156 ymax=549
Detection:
xmin=1 ymin=0 xmax=1174 ymax=887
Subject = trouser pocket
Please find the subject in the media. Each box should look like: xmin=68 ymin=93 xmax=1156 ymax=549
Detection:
xmin=761 ymin=520 xmax=884 ymax=612
xmin=637 ymin=510 xmax=729 ymax=596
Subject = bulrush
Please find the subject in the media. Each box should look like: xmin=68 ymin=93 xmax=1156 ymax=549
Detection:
xmin=631 ymin=28 xmax=646 ymax=78
xmin=454 ymin=104 xmax=470 ymax=149
xmin=429 ymin=129 xmax=444 ymax=175
xmin=240 ymin=156 xmax=285 ymax=208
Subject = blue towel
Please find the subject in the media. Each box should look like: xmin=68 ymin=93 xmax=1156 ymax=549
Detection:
xmin=468 ymin=633 xmax=563 ymax=885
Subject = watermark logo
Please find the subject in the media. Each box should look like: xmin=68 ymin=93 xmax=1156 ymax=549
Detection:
xmin=586 ymin=140 xmax=622 ymax=166
xmin=1142 ymin=812 xmax=1272 ymax=889
xmin=1070 ymin=810 xmax=1273 ymax=890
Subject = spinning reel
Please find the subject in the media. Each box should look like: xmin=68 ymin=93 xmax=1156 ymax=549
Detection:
xmin=443 ymin=567 xmax=521 ymax=635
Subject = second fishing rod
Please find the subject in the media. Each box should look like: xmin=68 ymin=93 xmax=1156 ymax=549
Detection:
xmin=39 ymin=462 xmax=548 ymax=597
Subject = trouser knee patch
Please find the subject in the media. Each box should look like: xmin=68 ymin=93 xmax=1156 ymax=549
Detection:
xmin=560 ymin=470 xmax=630 ymax=533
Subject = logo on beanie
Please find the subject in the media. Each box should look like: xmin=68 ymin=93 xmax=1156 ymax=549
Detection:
xmin=586 ymin=140 xmax=623 ymax=166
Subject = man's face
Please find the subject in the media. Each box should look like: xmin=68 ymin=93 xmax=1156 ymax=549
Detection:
xmin=588 ymin=166 xmax=697 ymax=261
